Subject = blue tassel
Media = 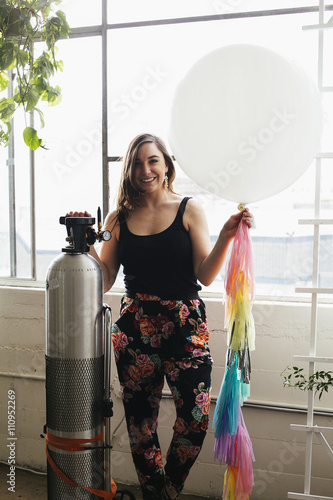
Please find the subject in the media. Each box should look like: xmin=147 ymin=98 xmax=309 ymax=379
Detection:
xmin=213 ymin=354 xmax=241 ymax=438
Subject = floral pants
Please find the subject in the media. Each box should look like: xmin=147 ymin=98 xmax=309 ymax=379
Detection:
xmin=111 ymin=293 xmax=213 ymax=499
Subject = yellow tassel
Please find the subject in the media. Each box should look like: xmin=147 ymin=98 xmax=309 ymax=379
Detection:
xmin=223 ymin=466 xmax=250 ymax=500
xmin=225 ymin=284 xmax=255 ymax=352
xmin=223 ymin=467 xmax=236 ymax=499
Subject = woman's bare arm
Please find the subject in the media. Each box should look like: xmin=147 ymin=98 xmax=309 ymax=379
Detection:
xmin=90 ymin=210 xmax=120 ymax=293
xmin=183 ymin=199 xmax=252 ymax=286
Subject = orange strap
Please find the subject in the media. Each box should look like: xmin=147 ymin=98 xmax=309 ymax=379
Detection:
xmin=45 ymin=430 xmax=117 ymax=499
xmin=46 ymin=430 xmax=105 ymax=452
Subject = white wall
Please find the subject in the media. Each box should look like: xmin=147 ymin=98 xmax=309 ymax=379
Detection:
xmin=0 ymin=286 xmax=332 ymax=498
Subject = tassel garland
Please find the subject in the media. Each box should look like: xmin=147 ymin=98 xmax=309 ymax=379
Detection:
xmin=213 ymin=217 xmax=255 ymax=499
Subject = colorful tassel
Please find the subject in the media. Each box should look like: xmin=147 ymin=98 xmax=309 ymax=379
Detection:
xmin=213 ymin=355 xmax=241 ymax=441
xmin=213 ymin=217 xmax=255 ymax=499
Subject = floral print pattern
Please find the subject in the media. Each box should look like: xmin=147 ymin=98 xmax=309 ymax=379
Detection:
xmin=112 ymin=293 xmax=212 ymax=499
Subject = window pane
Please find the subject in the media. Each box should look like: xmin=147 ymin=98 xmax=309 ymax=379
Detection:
xmin=323 ymin=28 xmax=333 ymax=87
xmin=107 ymin=11 xmax=328 ymax=297
xmin=0 ymin=107 xmax=32 ymax=279
xmin=0 ymin=146 xmax=10 ymax=276
xmin=14 ymin=111 xmax=32 ymax=278
xmin=108 ymin=0 xmax=219 ymax=23
xmin=61 ymin=0 xmax=102 ymax=28
xmin=108 ymin=12 xmax=319 ymax=155
xmin=34 ymin=37 xmax=103 ymax=281
xmin=319 ymin=160 xmax=333 ymax=289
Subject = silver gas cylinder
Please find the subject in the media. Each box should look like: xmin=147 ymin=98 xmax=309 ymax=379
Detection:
xmin=45 ymin=215 xmax=112 ymax=499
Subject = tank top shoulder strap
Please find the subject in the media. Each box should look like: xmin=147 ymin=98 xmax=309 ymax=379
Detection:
xmin=117 ymin=210 xmax=128 ymax=237
xmin=178 ymin=196 xmax=192 ymax=217
xmin=173 ymin=197 xmax=192 ymax=226
xmin=117 ymin=210 xmax=125 ymax=223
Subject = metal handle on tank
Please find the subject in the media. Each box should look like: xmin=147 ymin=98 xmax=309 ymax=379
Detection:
xmin=103 ymin=303 xmax=113 ymax=493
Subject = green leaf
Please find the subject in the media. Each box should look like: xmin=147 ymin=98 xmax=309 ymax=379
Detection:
xmin=0 ymin=4 xmax=11 ymax=25
xmin=56 ymin=10 xmax=70 ymax=38
xmin=34 ymin=107 xmax=45 ymax=128
xmin=42 ymin=5 xmax=51 ymax=17
xmin=25 ymin=87 xmax=39 ymax=111
xmin=0 ymin=71 xmax=9 ymax=92
xmin=23 ymin=126 xmax=42 ymax=150
xmin=34 ymin=75 xmax=48 ymax=93
xmin=17 ymin=49 xmax=29 ymax=68
xmin=0 ymin=42 xmax=16 ymax=71
xmin=45 ymin=16 xmax=62 ymax=51
xmin=0 ymin=97 xmax=15 ymax=122
xmin=47 ymin=85 xmax=61 ymax=106
xmin=33 ymin=52 xmax=54 ymax=79
xmin=55 ymin=59 xmax=64 ymax=72
xmin=56 ymin=10 xmax=67 ymax=23
xmin=13 ymin=87 xmax=26 ymax=105
xmin=0 ymin=122 xmax=10 ymax=147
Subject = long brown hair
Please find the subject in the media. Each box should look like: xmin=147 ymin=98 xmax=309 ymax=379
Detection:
xmin=116 ymin=133 xmax=176 ymax=219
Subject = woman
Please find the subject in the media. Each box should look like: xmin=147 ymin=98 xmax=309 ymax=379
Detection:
xmin=69 ymin=133 xmax=253 ymax=500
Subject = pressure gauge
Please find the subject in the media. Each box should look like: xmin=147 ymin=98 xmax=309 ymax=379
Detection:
xmin=101 ymin=230 xmax=111 ymax=241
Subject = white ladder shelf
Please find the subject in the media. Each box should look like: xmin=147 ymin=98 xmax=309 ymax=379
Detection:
xmin=288 ymin=1 xmax=333 ymax=499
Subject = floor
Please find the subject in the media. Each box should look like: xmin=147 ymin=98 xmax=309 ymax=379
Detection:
xmin=0 ymin=463 xmax=211 ymax=499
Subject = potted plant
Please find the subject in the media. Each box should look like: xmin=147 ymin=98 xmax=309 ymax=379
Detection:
xmin=0 ymin=0 xmax=70 ymax=149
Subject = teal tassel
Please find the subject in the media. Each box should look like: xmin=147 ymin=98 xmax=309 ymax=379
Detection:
xmin=213 ymin=354 xmax=241 ymax=438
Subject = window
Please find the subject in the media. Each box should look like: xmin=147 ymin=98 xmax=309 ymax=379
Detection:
xmin=1 ymin=1 xmax=332 ymax=299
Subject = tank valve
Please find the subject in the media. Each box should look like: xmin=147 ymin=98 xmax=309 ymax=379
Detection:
xmin=60 ymin=207 xmax=111 ymax=254
xmin=87 ymin=207 xmax=111 ymax=244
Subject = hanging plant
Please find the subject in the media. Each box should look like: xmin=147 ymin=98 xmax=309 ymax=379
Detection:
xmin=283 ymin=366 xmax=333 ymax=400
xmin=0 ymin=0 xmax=70 ymax=149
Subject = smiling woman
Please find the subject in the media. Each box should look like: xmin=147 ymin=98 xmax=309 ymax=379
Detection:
xmin=82 ymin=131 xmax=253 ymax=499
xmin=116 ymin=134 xmax=176 ymax=220
xmin=134 ymin=148 xmax=167 ymax=191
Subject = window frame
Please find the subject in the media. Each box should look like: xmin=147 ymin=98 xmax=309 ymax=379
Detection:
xmin=1 ymin=1 xmax=332 ymax=304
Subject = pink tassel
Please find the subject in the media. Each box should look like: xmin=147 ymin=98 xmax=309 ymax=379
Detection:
xmin=225 ymin=219 xmax=254 ymax=302
xmin=216 ymin=407 xmax=255 ymax=497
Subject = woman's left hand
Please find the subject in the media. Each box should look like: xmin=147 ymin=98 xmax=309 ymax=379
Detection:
xmin=221 ymin=208 xmax=254 ymax=241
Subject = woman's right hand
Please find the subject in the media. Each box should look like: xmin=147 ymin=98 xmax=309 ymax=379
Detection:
xmin=66 ymin=211 xmax=91 ymax=217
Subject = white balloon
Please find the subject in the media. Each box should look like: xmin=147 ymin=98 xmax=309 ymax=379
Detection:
xmin=168 ymin=44 xmax=323 ymax=204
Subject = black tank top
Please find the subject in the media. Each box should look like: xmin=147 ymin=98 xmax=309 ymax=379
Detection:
xmin=118 ymin=197 xmax=201 ymax=300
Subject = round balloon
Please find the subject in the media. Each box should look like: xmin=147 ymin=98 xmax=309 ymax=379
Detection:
xmin=168 ymin=44 xmax=323 ymax=204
